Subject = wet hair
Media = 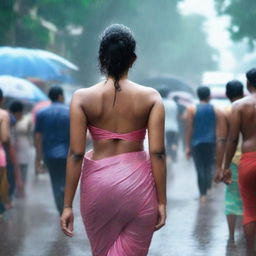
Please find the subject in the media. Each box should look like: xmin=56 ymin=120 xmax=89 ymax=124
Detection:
xmin=48 ymin=86 xmax=63 ymax=102
xmin=0 ymin=89 xmax=2 ymax=100
xmin=158 ymin=87 xmax=169 ymax=98
xmin=246 ymin=68 xmax=256 ymax=88
xmin=226 ymin=80 xmax=244 ymax=101
xmin=197 ymin=86 xmax=210 ymax=101
xmin=99 ymin=24 xmax=136 ymax=105
xmin=9 ymin=101 xmax=24 ymax=113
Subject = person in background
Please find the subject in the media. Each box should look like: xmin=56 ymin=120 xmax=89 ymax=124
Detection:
xmin=35 ymin=86 xmax=69 ymax=215
xmin=173 ymin=96 xmax=186 ymax=152
xmin=186 ymin=86 xmax=225 ymax=203
xmin=159 ymin=87 xmax=178 ymax=162
xmin=9 ymin=101 xmax=33 ymax=196
xmin=223 ymin=68 xmax=256 ymax=255
xmin=0 ymin=89 xmax=10 ymax=216
xmin=215 ymin=80 xmax=244 ymax=242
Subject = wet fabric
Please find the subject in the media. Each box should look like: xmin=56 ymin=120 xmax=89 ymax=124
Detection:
xmin=225 ymin=163 xmax=243 ymax=216
xmin=88 ymin=125 xmax=146 ymax=142
xmin=0 ymin=145 xmax=6 ymax=167
xmin=44 ymin=158 xmax=66 ymax=215
xmin=191 ymin=104 xmax=216 ymax=147
xmin=35 ymin=103 xmax=69 ymax=159
xmin=192 ymin=143 xmax=215 ymax=196
xmin=238 ymin=152 xmax=256 ymax=225
xmin=80 ymin=150 xmax=158 ymax=256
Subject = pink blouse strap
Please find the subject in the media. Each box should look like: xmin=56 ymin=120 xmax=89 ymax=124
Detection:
xmin=88 ymin=125 xmax=146 ymax=142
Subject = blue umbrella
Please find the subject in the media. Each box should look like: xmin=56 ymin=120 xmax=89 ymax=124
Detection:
xmin=0 ymin=76 xmax=47 ymax=102
xmin=0 ymin=47 xmax=76 ymax=81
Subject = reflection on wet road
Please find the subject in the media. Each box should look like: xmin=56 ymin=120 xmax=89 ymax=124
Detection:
xmin=0 ymin=152 xmax=246 ymax=256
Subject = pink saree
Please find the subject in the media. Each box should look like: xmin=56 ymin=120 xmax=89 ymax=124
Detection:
xmin=80 ymin=150 xmax=158 ymax=256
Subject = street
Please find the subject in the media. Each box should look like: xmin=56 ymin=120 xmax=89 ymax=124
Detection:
xmin=0 ymin=150 xmax=246 ymax=256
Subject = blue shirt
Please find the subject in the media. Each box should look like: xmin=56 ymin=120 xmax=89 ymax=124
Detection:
xmin=35 ymin=102 xmax=70 ymax=159
xmin=191 ymin=103 xmax=216 ymax=147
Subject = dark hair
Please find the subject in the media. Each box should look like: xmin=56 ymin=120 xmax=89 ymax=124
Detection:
xmin=0 ymin=89 xmax=2 ymax=100
xmin=226 ymin=80 xmax=244 ymax=101
xmin=48 ymin=86 xmax=63 ymax=102
xmin=246 ymin=68 xmax=256 ymax=88
xmin=99 ymin=24 xmax=136 ymax=104
xmin=197 ymin=86 xmax=210 ymax=101
xmin=9 ymin=101 xmax=24 ymax=113
xmin=158 ymin=86 xmax=169 ymax=98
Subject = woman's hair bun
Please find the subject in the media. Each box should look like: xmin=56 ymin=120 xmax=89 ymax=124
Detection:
xmin=99 ymin=24 xmax=136 ymax=82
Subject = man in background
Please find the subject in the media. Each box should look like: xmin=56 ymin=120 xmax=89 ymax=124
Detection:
xmin=215 ymin=80 xmax=244 ymax=242
xmin=159 ymin=87 xmax=178 ymax=162
xmin=223 ymin=69 xmax=256 ymax=255
xmin=186 ymin=86 xmax=224 ymax=203
xmin=173 ymin=96 xmax=186 ymax=152
xmin=35 ymin=86 xmax=69 ymax=215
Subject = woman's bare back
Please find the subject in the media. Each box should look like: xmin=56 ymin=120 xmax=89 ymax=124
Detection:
xmin=76 ymin=79 xmax=158 ymax=159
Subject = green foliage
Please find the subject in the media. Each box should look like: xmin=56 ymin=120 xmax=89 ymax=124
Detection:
xmin=71 ymin=0 xmax=216 ymax=84
xmin=36 ymin=0 xmax=92 ymax=27
xmin=215 ymin=0 xmax=256 ymax=48
xmin=16 ymin=15 xmax=49 ymax=48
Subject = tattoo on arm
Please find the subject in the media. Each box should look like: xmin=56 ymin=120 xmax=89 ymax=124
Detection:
xmin=71 ymin=153 xmax=84 ymax=161
xmin=151 ymin=150 xmax=166 ymax=159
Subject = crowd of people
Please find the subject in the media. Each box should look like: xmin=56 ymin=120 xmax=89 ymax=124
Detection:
xmin=0 ymin=23 xmax=256 ymax=256
xmin=0 ymin=86 xmax=69 ymax=217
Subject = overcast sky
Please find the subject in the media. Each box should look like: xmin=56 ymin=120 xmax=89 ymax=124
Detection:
xmin=179 ymin=0 xmax=236 ymax=72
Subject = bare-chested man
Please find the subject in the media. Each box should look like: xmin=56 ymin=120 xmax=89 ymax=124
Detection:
xmin=223 ymin=68 xmax=256 ymax=256
xmin=214 ymin=80 xmax=244 ymax=242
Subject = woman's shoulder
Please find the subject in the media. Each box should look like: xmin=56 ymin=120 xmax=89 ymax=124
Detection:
xmin=129 ymin=81 xmax=160 ymax=98
xmin=72 ymin=82 xmax=103 ymax=100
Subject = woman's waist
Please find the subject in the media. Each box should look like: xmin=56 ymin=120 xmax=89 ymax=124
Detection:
xmin=91 ymin=142 xmax=144 ymax=160
xmin=84 ymin=149 xmax=149 ymax=163
xmin=81 ymin=150 xmax=153 ymax=187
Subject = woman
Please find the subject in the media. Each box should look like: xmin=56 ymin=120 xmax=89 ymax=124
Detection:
xmin=9 ymin=101 xmax=33 ymax=193
xmin=61 ymin=24 xmax=167 ymax=256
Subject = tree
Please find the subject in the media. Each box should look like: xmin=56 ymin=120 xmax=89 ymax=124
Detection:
xmin=0 ymin=0 xmax=216 ymax=85
xmin=71 ymin=0 xmax=217 ymax=84
xmin=215 ymin=0 xmax=256 ymax=48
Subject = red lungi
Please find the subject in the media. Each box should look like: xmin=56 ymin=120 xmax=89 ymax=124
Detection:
xmin=239 ymin=152 xmax=256 ymax=225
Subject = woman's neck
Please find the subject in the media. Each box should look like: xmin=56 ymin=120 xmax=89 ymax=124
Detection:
xmin=107 ymin=74 xmax=128 ymax=82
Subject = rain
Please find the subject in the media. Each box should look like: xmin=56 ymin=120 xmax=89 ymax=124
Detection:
xmin=0 ymin=0 xmax=256 ymax=255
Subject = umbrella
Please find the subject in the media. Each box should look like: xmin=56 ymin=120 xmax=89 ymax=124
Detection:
xmin=141 ymin=75 xmax=195 ymax=95
xmin=0 ymin=47 xmax=77 ymax=81
xmin=169 ymin=91 xmax=194 ymax=107
xmin=31 ymin=49 xmax=79 ymax=71
xmin=0 ymin=76 xmax=47 ymax=102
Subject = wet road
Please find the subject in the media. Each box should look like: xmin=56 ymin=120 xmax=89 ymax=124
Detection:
xmin=0 ymin=150 xmax=247 ymax=256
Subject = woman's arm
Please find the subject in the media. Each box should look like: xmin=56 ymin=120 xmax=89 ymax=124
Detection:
xmin=147 ymin=91 xmax=167 ymax=231
xmin=61 ymin=91 xmax=87 ymax=237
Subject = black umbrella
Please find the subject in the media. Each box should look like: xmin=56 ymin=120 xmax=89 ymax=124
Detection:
xmin=141 ymin=75 xmax=194 ymax=95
